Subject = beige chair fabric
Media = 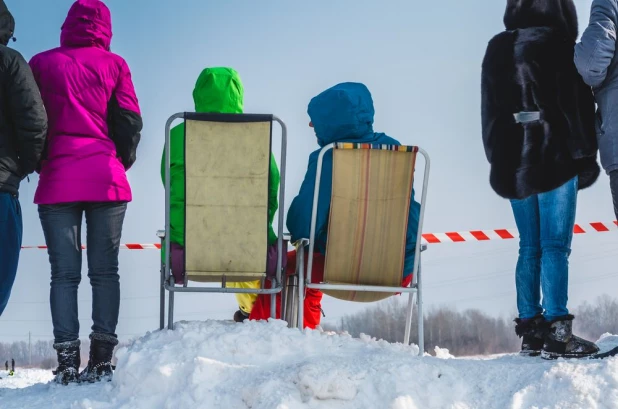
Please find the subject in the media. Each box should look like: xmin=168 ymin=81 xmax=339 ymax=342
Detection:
xmin=322 ymin=148 xmax=416 ymax=302
xmin=184 ymin=119 xmax=270 ymax=283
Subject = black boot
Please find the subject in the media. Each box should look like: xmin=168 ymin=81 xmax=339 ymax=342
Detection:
xmin=541 ymin=315 xmax=600 ymax=360
xmin=79 ymin=333 xmax=118 ymax=383
xmin=514 ymin=314 xmax=546 ymax=357
xmin=234 ymin=309 xmax=249 ymax=323
xmin=52 ymin=340 xmax=81 ymax=385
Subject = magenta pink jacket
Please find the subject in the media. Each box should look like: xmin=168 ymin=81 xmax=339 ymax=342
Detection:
xmin=30 ymin=0 xmax=142 ymax=205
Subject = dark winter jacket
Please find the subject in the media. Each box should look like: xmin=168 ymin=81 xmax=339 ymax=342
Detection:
xmin=481 ymin=0 xmax=600 ymax=199
xmin=575 ymin=0 xmax=618 ymax=173
xmin=0 ymin=1 xmax=48 ymax=195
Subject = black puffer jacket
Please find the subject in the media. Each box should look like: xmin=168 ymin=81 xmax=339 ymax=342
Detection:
xmin=481 ymin=0 xmax=600 ymax=200
xmin=0 ymin=0 xmax=47 ymax=195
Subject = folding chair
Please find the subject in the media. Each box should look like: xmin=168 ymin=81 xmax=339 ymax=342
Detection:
xmin=159 ymin=112 xmax=287 ymax=330
xmin=291 ymin=143 xmax=429 ymax=355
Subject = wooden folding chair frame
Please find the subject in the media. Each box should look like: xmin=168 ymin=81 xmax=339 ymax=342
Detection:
xmin=293 ymin=143 xmax=430 ymax=355
xmin=159 ymin=112 xmax=287 ymax=330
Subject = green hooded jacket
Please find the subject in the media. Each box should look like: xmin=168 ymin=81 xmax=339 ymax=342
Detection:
xmin=161 ymin=67 xmax=280 ymax=247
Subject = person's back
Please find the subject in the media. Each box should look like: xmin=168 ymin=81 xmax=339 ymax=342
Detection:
xmin=287 ymin=82 xmax=421 ymax=280
xmin=30 ymin=0 xmax=141 ymax=204
xmin=575 ymin=0 xmax=618 ymax=219
xmin=482 ymin=0 xmax=599 ymax=200
xmin=28 ymin=0 xmax=142 ymax=385
xmin=0 ymin=0 xmax=47 ymax=317
xmin=482 ymin=0 xmax=600 ymax=359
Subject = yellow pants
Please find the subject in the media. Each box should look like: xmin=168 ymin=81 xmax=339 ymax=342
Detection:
xmin=228 ymin=280 xmax=261 ymax=314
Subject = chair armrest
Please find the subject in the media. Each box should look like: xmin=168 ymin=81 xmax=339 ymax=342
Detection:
xmin=292 ymin=238 xmax=310 ymax=249
xmin=157 ymin=230 xmax=166 ymax=239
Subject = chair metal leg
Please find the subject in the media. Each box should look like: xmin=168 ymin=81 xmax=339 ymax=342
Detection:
xmin=297 ymin=246 xmax=305 ymax=331
xmin=160 ymin=263 xmax=165 ymax=330
xmin=403 ymin=291 xmax=416 ymax=345
xmin=284 ymin=274 xmax=299 ymax=328
xmin=168 ymin=278 xmax=175 ymax=330
xmin=269 ymin=277 xmax=277 ymax=320
xmin=417 ymin=266 xmax=424 ymax=356
xmin=280 ymin=274 xmax=288 ymax=323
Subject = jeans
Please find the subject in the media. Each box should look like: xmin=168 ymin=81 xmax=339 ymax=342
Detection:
xmin=609 ymin=170 xmax=618 ymax=221
xmin=0 ymin=193 xmax=22 ymax=316
xmin=510 ymin=177 xmax=577 ymax=321
xmin=39 ymin=202 xmax=127 ymax=343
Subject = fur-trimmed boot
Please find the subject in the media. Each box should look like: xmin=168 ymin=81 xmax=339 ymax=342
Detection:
xmin=514 ymin=314 xmax=546 ymax=357
xmin=79 ymin=333 xmax=118 ymax=383
xmin=541 ymin=315 xmax=599 ymax=360
xmin=52 ymin=340 xmax=81 ymax=385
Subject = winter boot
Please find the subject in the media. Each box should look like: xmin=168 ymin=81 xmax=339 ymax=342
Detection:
xmin=79 ymin=333 xmax=118 ymax=383
xmin=541 ymin=314 xmax=600 ymax=360
xmin=234 ymin=309 xmax=249 ymax=323
xmin=52 ymin=340 xmax=81 ymax=385
xmin=514 ymin=314 xmax=546 ymax=357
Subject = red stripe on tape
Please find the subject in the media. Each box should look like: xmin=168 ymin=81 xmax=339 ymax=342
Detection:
xmin=590 ymin=222 xmax=609 ymax=232
xmin=470 ymin=231 xmax=490 ymax=241
xmin=495 ymin=229 xmax=514 ymax=239
xmin=574 ymin=224 xmax=585 ymax=234
xmin=125 ymin=244 xmax=143 ymax=250
xmin=445 ymin=232 xmax=465 ymax=242
xmin=422 ymin=234 xmax=441 ymax=244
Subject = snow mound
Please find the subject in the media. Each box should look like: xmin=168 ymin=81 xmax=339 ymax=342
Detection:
xmin=1 ymin=320 xmax=618 ymax=409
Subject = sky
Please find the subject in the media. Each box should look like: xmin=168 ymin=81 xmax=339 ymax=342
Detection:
xmin=2 ymin=0 xmax=616 ymax=343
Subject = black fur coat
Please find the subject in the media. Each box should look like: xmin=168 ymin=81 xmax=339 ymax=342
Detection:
xmin=481 ymin=27 xmax=600 ymax=200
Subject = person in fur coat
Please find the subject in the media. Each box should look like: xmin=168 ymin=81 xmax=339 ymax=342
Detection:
xmin=481 ymin=0 xmax=600 ymax=359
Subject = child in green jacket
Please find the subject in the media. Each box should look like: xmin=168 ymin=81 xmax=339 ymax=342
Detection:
xmin=161 ymin=67 xmax=281 ymax=321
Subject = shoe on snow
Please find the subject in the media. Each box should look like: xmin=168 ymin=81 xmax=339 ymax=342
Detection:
xmin=233 ymin=309 xmax=249 ymax=323
xmin=53 ymin=340 xmax=81 ymax=385
xmin=541 ymin=314 xmax=600 ymax=360
xmin=79 ymin=333 xmax=118 ymax=383
xmin=514 ymin=314 xmax=546 ymax=357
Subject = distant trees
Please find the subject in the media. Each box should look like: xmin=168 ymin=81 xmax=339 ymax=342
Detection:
xmin=324 ymin=295 xmax=618 ymax=357
xmin=323 ymin=298 xmax=520 ymax=356
xmin=573 ymin=295 xmax=618 ymax=340
xmin=0 ymin=339 xmax=126 ymax=369
xmin=0 ymin=295 xmax=615 ymax=366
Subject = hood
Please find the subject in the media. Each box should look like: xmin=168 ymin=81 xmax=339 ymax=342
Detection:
xmin=61 ymin=0 xmax=112 ymax=50
xmin=0 ymin=1 xmax=14 ymax=46
xmin=307 ymin=82 xmax=375 ymax=147
xmin=504 ymin=0 xmax=578 ymax=41
xmin=193 ymin=67 xmax=244 ymax=113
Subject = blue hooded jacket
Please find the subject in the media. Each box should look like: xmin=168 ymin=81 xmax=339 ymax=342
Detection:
xmin=286 ymin=82 xmax=421 ymax=278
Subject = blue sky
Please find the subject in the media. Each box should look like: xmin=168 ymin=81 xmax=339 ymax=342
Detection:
xmin=3 ymin=0 xmax=615 ymax=342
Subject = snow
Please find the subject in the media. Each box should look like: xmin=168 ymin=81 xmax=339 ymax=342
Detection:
xmin=1 ymin=320 xmax=618 ymax=409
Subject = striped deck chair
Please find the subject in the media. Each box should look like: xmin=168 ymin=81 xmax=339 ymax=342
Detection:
xmin=293 ymin=143 xmax=429 ymax=354
xmin=159 ymin=113 xmax=288 ymax=330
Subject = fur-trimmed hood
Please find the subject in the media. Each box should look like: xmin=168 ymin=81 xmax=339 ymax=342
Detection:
xmin=504 ymin=0 xmax=578 ymax=40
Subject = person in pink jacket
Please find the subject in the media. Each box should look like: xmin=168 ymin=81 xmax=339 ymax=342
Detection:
xmin=29 ymin=0 xmax=142 ymax=385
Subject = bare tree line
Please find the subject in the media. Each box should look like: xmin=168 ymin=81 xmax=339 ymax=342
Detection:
xmin=323 ymin=295 xmax=618 ymax=357
xmin=0 ymin=339 xmax=124 ymax=370
xmin=1 ymin=295 xmax=617 ymax=368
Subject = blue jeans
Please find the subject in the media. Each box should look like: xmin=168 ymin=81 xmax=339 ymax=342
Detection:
xmin=510 ymin=177 xmax=577 ymax=321
xmin=38 ymin=202 xmax=127 ymax=343
xmin=0 ymin=193 xmax=22 ymax=316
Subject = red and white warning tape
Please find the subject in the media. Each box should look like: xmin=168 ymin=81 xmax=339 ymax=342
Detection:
xmin=20 ymin=221 xmax=618 ymax=249
xmin=21 ymin=244 xmax=162 ymax=250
